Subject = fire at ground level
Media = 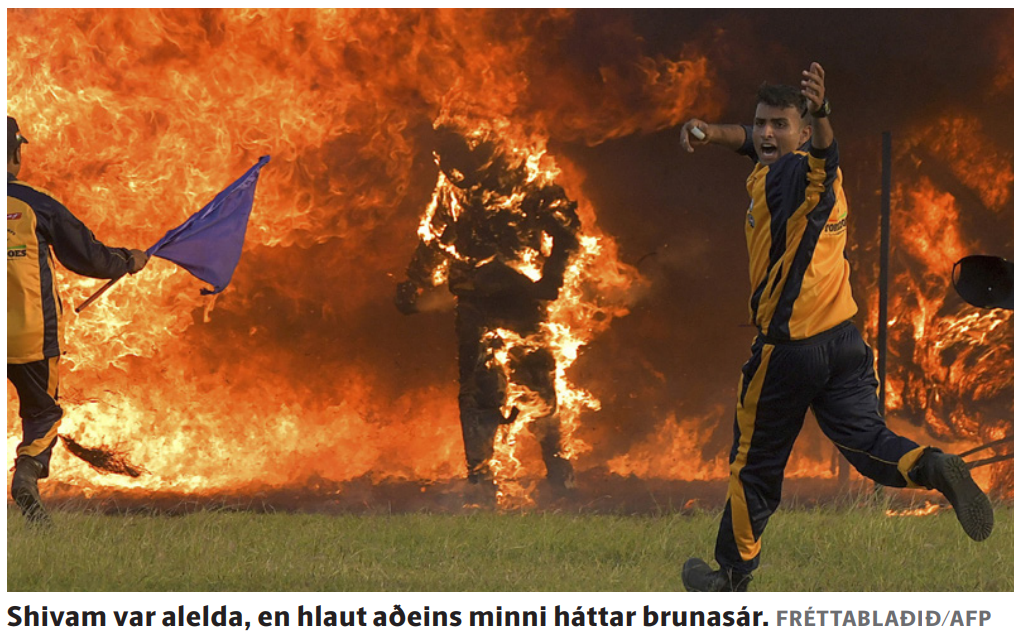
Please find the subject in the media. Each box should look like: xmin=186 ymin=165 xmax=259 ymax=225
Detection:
xmin=12 ymin=469 xmax=1010 ymax=517
xmin=9 ymin=408 xmax=1010 ymax=515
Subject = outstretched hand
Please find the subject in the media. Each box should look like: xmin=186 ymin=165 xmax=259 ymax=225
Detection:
xmin=680 ymin=118 xmax=711 ymax=153
xmin=801 ymin=62 xmax=826 ymax=114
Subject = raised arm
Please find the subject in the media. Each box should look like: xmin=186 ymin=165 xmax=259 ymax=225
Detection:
xmin=680 ymin=119 xmax=748 ymax=153
xmin=801 ymin=62 xmax=833 ymax=150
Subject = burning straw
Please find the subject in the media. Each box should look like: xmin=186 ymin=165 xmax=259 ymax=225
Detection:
xmin=60 ymin=435 xmax=146 ymax=478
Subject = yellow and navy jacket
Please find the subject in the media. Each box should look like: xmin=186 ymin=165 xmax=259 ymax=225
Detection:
xmin=738 ymin=128 xmax=857 ymax=340
xmin=8 ymin=173 xmax=133 ymax=363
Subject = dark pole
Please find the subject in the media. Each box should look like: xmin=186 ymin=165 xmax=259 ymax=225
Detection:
xmin=75 ymin=274 xmax=125 ymax=313
xmin=878 ymin=132 xmax=892 ymax=417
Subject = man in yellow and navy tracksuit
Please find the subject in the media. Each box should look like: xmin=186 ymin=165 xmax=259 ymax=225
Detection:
xmin=675 ymin=64 xmax=994 ymax=591
xmin=7 ymin=116 xmax=149 ymax=524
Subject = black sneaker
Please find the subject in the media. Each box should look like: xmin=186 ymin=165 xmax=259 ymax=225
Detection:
xmin=910 ymin=449 xmax=993 ymax=541
xmin=681 ymin=558 xmax=752 ymax=592
xmin=11 ymin=456 xmax=51 ymax=526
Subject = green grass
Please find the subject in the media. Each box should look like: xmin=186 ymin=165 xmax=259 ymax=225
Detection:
xmin=7 ymin=504 xmax=1013 ymax=592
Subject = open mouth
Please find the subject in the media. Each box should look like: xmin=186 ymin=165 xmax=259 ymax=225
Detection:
xmin=759 ymin=142 xmax=779 ymax=161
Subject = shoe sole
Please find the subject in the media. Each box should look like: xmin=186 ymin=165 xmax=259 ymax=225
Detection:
xmin=936 ymin=455 xmax=994 ymax=542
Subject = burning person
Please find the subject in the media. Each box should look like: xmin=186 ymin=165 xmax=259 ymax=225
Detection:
xmin=675 ymin=63 xmax=994 ymax=591
xmin=395 ymin=122 xmax=581 ymax=500
xmin=7 ymin=116 xmax=150 ymax=524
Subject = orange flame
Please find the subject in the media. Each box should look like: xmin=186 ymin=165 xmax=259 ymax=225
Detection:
xmin=885 ymin=501 xmax=942 ymax=517
xmin=864 ymin=117 xmax=1013 ymax=499
xmin=7 ymin=8 xmax=715 ymax=504
xmin=7 ymin=9 xmax=1010 ymax=506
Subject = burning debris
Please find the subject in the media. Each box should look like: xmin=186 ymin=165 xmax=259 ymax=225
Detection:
xmin=59 ymin=435 xmax=146 ymax=478
xmin=885 ymin=501 xmax=943 ymax=518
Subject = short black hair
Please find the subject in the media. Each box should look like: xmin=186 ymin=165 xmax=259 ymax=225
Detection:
xmin=756 ymin=84 xmax=809 ymax=119
xmin=8 ymin=116 xmax=28 ymax=161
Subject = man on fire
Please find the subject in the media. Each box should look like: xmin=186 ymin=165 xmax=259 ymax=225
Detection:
xmin=396 ymin=122 xmax=580 ymax=501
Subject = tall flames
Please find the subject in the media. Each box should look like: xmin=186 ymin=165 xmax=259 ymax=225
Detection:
xmin=6 ymin=9 xmax=1012 ymax=508
xmin=6 ymin=8 xmax=714 ymax=504
xmin=864 ymin=115 xmax=1013 ymax=499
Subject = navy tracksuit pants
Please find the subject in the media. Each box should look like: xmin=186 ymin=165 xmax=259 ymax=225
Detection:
xmin=716 ymin=321 xmax=925 ymax=574
xmin=7 ymin=357 xmax=64 ymax=477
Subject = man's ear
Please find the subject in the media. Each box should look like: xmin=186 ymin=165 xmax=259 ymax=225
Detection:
xmin=799 ymin=124 xmax=812 ymax=146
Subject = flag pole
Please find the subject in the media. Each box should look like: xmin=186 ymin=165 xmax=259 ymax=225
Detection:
xmin=75 ymin=274 xmax=125 ymax=313
xmin=878 ymin=131 xmax=892 ymax=416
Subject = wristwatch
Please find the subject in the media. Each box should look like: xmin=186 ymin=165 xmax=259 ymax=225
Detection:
xmin=812 ymin=98 xmax=831 ymax=118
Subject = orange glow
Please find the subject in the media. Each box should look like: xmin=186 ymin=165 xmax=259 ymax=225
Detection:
xmin=911 ymin=118 xmax=1012 ymax=212
xmin=864 ymin=116 xmax=1013 ymax=499
xmin=7 ymin=8 xmax=715 ymax=505
xmin=7 ymin=9 xmax=1011 ymax=508
xmin=885 ymin=501 xmax=943 ymax=518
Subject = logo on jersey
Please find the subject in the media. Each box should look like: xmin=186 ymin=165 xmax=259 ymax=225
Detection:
xmin=7 ymin=213 xmax=22 ymax=220
xmin=8 ymin=244 xmax=27 ymax=259
xmin=824 ymin=208 xmax=848 ymax=234
xmin=747 ymin=201 xmax=756 ymax=228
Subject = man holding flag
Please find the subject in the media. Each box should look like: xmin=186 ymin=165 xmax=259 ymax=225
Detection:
xmin=7 ymin=116 xmax=149 ymax=524
xmin=9 ymin=110 xmax=270 ymax=504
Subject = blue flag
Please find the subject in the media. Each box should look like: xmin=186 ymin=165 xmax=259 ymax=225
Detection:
xmin=147 ymin=156 xmax=270 ymax=295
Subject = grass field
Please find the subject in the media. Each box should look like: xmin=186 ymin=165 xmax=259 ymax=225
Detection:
xmin=7 ymin=501 xmax=1013 ymax=592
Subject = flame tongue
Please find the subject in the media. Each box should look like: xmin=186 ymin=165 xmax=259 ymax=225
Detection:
xmin=886 ymin=501 xmax=943 ymax=517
